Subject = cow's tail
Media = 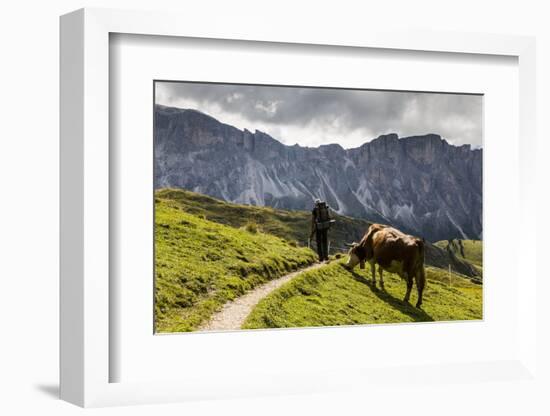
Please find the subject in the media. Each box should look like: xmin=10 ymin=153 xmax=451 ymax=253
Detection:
xmin=415 ymin=239 xmax=426 ymax=307
xmin=413 ymin=239 xmax=426 ymax=280
xmin=417 ymin=238 xmax=426 ymax=265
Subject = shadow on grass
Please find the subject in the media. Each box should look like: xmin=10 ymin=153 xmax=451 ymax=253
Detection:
xmin=339 ymin=264 xmax=434 ymax=322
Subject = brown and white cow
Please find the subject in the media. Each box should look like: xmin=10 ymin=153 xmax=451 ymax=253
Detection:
xmin=346 ymin=224 xmax=426 ymax=308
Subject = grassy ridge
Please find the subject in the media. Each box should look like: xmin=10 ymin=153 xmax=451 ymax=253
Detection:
xmin=155 ymin=196 xmax=316 ymax=332
xmin=155 ymin=188 xmax=371 ymax=250
xmin=243 ymin=261 xmax=482 ymax=329
xmin=155 ymin=189 xmax=483 ymax=332
xmin=434 ymin=239 xmax=483 ymax=266
xmin=156 ymin=189 xmax=482 ymax=277
xmin=434 ymin=239 xmax=483 ymax=274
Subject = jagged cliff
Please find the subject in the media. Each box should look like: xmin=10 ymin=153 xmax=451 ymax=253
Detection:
xmin=154 ymin=105 xmax=482 ymax=242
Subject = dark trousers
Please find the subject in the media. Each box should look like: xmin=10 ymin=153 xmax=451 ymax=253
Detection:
xmin=316 ymin=229 xmax=329 ymax=261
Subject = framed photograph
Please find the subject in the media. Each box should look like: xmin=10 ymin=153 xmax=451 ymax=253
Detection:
xmin=152 ymin=81 xmax=483 ymax=334
xmin=60 ymin=8 xmax=538 ymax=408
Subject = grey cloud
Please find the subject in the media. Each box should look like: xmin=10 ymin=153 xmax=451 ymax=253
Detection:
xmin=155 ymin=82 xmax=482 ymax=148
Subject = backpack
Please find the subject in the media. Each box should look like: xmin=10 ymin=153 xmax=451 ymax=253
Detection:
xmin=314 ymin=201 xmax=332 ymax=230
xmin=316 ymin=201 xmax=330 ymax=222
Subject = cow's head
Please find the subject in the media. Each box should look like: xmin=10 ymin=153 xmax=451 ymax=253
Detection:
xmin=345 ymin=243 xmax=365 ymax=270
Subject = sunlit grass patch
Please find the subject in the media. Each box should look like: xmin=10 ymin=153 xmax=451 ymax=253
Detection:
xmin=243 ymin=261 xmax=482 ymax=329
xmin=155 ymin=197 xmax=317 ymax=333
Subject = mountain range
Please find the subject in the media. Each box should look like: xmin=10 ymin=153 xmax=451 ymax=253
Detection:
xmin=154 ymin=105 xmax=482 ymax=242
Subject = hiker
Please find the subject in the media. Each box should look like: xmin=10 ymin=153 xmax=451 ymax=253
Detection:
xmin=310 ymin=199 xmax=334 ymax=262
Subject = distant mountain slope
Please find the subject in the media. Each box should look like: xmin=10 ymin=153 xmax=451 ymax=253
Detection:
xmin=154 ymin=105 xmax=482 ymax=242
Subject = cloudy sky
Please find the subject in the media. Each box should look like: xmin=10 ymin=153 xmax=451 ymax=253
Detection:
xmin=155 ymin=81 xmax=483 ymax=149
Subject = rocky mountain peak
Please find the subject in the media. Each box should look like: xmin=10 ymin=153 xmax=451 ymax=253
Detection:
xmin=154 ymin=105 xmax=482 ymax=242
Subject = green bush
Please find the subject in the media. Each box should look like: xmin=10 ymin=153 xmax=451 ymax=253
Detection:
xmin=244 ymin=221 xmax=259 ymax=234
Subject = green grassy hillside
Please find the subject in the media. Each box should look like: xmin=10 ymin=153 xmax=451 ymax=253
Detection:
xmin=155 ymin=188 xmax=371 ymax=252
xmin=435 ymin=239 xmax=483 ymax=274
xmin=155 ymin=189 xmax=481 ymax=277
xmin=155 ymin=189 xmax=483 ymax=332
xmin=155 ymin=196 xmax=316 ymax=332
xmin=243 ymin=260 xmax=482 ymax=329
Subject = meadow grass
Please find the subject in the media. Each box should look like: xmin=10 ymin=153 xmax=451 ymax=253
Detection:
xmin=155 ymin=188 xmax=371 ymax=250
xmin=435 ymin=239 xmax=483 ymax=275
xmin=243 ymin=260 xmax=482 ymax=329
xmin=155 ymin=196 xmax=317 ymax=332
xmin=155 ymin=189 xmax=483 ymax=332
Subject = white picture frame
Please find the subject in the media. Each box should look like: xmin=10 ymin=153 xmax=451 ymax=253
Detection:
xmin=60 ymin=8 xmax=538 ymax=408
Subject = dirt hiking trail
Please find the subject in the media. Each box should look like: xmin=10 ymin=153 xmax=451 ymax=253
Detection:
xmin=199 ymin=262 xmax=326 ymax=331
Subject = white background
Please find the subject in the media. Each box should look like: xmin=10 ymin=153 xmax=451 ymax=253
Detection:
xmin=112 ymin=34 xmax=519 ymax=383
xmin=1 ymin=0 xmax=549 ymax=415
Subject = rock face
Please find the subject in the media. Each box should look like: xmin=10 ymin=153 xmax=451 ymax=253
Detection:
xmin=154 ymin=105 xmax=482 ymax=242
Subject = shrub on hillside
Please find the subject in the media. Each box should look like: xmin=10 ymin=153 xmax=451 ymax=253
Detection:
xmin=244 ymin=221 xmax=259 ymax=234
